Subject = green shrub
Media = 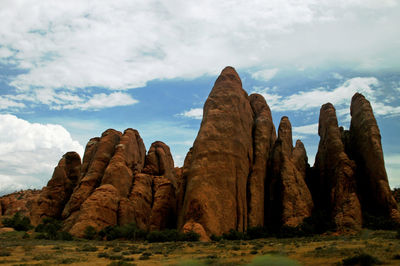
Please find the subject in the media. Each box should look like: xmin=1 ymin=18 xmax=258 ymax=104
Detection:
xmin=179 ymin=231 xmax=200 ymax=242
xmin=0 ymin=250 xmax=11 ymax=257
xmin=83 ymin=226 xmax=97 ymax=240
xmin=147 ymin=230 xmax=178 ymax=242
xmin=34 ymin=218 xmax=72 ymax=240
xmin=2 ymin=212 xmax=32 ymax=231
xmin=78 ymin=244 xmax=98 ymax=252
xmin=363 ymin=213 xmax=399 ymax=230
xmin=342 ymin=253 xmax=382 ymax=265
xmin=221 ymin=229 xmax=246 ymax=240
xmin=246 ymin=226 xmax=271 ymax=240
xmin=99 ymin=223 xmax=146 ymax=241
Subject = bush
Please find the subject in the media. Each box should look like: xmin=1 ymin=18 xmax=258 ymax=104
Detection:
xmin=342 ymin=253 xmax=382 ymax=265
xmin=222 ymin=229 xmax=246 ymax=240
xmin=34 ymin=218 xmax=72 ymax=240
xmin=179 ymin=231 xmax=200 ymax=242
xmin=2 ymin=212 xmax=32 ymax=231
xmin=147 ymin=229 xmax=179 ymax=243
xmin=83 ymin=226 xmax=97 ymax=240
xmin=246 ymin=226 xmax=271 ymax=240
xmin=363 ymin=213 xmax=399 ymax=230
xmin=98 ymin=223 xmax=147 ymax=241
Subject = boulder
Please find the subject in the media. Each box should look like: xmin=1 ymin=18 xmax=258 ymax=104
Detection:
xmin=247 ymin=93 xmax=276 ymax=227
xmin=313 ymin=103 xmax=362 ymax=231
xmin=349 ymin=93 xmax=400 ymax=221
xmin=180 ymin=66 xmax=254 ymax=236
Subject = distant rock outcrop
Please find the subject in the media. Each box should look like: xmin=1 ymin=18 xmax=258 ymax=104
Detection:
xmin=0 ymin=190 xmax=41 ymax=220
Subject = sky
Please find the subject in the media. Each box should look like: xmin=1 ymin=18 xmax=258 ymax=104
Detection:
xmin=0 ymin=0 xmax=399 ymax=195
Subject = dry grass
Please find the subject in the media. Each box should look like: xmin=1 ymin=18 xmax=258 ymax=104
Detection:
xmin=1 ymin=229 xmax=400 ymax=265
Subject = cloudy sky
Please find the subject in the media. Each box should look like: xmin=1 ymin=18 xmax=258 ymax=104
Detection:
xmin=1 ymin=0 xmax=400 ymax=195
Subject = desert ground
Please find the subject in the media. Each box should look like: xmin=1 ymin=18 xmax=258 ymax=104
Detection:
xmin=1 ymin=229 xmax=400 ymax=265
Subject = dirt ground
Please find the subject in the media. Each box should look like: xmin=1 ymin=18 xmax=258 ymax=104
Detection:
xmin=1 ymin=230 xmax=400 ymax=265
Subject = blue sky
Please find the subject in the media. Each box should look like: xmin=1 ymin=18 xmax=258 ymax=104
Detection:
xmin=0 ymin=0 xmax=399 ymax=195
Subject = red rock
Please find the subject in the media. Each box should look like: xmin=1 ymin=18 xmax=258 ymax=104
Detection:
xmin=62 ymin=129 xmax=121 ymax=220
xmin=349 ymin=93 xmax=400 ymax=221
xmin=266 ymin=117 xmax=313 ymax=228
xmin=128 ymin=173 xmax=153 ymax=230
xmin=143 ymin=141 xmax=175 ymax=179
xmin=149 ymin=175 xmax=176 ymax=231
xmin=181 ymin=67 xmax=254 ymax=236
xmin=80 ymin=137 xmax=100 ymax=180
xmin=182 ymin=221 xmax=210 ymax=242
xmin=0 ymin=189 xmax=41 ymax=220
xmin=69 ymin=184 xmax=119 ymax=237
xmin=31 ymin=152 xmax=81 ymax=225
xmin=101 ymin=128 xmax=146 ymax=197
xmin=247 ymin=93 xmax=276 ymax=227
xmin=313 ymin=103 xmax=362 ymax=231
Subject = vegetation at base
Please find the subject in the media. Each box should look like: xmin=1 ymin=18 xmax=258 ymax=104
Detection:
xmin=90 ymin=223 xmax=200 ymax=242
xmin=342 ymin=253 xmax=382 ymax=265
xmin=35 ymin=217 xmax=73 ymax=240
xmin=146 ymin=229 xmax=199 ymax=242
xmin=83 ymin=225 xmax=98 ymax=240
xmin=363 ymin=213 xmax=399 ymax=230
xmin=2 ymin=212 xmax=33 ymax=231
xmin=98 ymin=223 xmax=147 ymax=241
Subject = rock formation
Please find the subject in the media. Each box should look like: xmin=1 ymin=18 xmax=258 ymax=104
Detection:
xmin=266 ymin=117 xmax=313 ymax=228
xmin=348 ymin=93 xmax=400 ymax=222
xmin=247 ymin=94 xmax=276 ymax=227
xmin=0 ymin=67 xmax=398 ymax=240
xmin=313 ymin=103 xmax=362 ymax=231
xmin=31 ymin=152 xmax=81 ymax=225
xmin=180 ymin=67 xmax=254 ymax=236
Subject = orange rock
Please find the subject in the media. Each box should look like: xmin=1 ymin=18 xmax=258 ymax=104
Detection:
xmin=182 ymin=221 xmax=210 ymax=242
xmin=31 ymin=152 xmax=81 ymax=225
xmin=247 ymin=93 xmax=276 ymax=227
xmin=313 ymin=103 xmax=362 ymax=231
xmin=0 ymin=189 xmax=41 ymax=220
xmin=266 ymin=117 xmax=313 ymax=228
xmin=181 ymin=67 xmax=254 ymax=236
xmin=62 ymin=129 xmax=121 ymax=220
xmin=128 ymin=173 xmax=153 ymax=230
xmin=349 ymin=93 xmax=399 ymax=220
xmin=69 ymin=184 xmax=119 ymax=237
xmin=149 ymin=175 xmax=176 ymax=231
xmin=101 ymin=128 xmax=146 ymax=197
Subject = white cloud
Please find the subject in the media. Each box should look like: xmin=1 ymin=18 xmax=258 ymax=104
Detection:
xmin=251 ymin=68 xmax=279 ymax=81
xmin=385 ymin=154 xmax=400 ymax=188
xmin=62 ymin=92 xmax=138 ymax=110
xmin=0 ymin=0 xmax=398 ymax=99
xmin=0 ymin=96 xmax=25 ymax=109
xmin=0 ymin=114 xmax=84 ymax=195
xmin=253 ymin=77 xmax=378 ymax=111
xmin=180 ymin=108 xmax=203 ymax=120
xmin=292 ymin=123 xmax=318 ymax=135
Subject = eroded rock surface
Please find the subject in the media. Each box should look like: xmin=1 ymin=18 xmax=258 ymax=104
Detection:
xmin=31 ymin=152 xmax=81 ymax=225
xmin=349 ymin=93 xmax=400 ymax=222
xmin=181 ymin=66 xmax=254 ymax=236
xmin=266 ymin=117 xmax=313 ymax=228
xmin=247 ymin=93 xmax=276 ymax=227
xmin=313 ymin=103 xmax=362 ymax=231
